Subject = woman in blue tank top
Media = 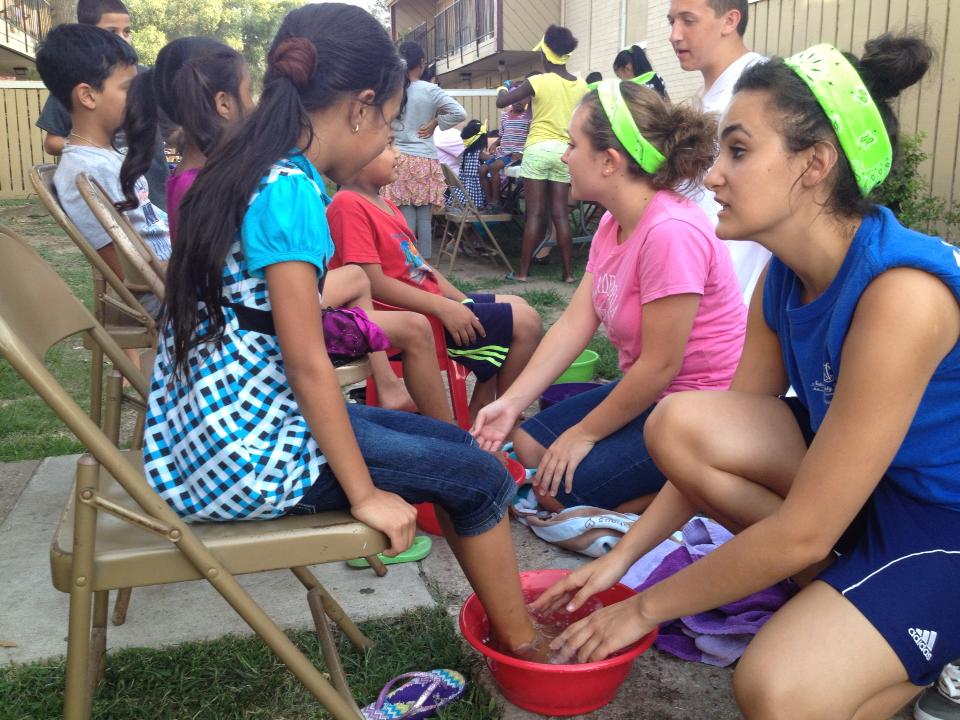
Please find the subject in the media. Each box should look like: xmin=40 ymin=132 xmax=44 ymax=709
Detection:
xmin=529 ymin=34 xmax=960 ymax=718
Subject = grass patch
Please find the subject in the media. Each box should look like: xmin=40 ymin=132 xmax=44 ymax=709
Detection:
xmin=588 ymin=333 xmax=621 ymax=381
xmin=0 ymin=606 xmax=496 ymax=720
xmin=516 ymin=289 xmax=565 ymax=312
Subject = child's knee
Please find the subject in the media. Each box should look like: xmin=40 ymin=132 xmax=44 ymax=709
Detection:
xmin=393 ymin=311 xmax=433 ymax=347
xmin=493 ymin=293 xmax=529 ymax=306
xmin=511 ymin=304 xmax=542 ymax=341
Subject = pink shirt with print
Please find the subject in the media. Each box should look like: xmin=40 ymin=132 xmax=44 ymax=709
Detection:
xmin=587 ymin=190 xmax=746 ymax=398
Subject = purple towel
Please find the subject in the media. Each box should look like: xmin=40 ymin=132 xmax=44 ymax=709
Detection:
xmin=626 ymin=518 xmax=798 ymax=667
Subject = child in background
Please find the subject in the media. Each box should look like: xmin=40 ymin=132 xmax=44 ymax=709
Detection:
xmin=118 ymin=37 xmax=253 ymax=240
xmin=146 ymin=2 xmax=545 ymax=659
xmin=35 ymin=0 xmax=170 ymax=210
xmin=36 ymin=23 xmax=170 ymax=320
xmin=480 ymin=100 xmax=530 ymax=213
xmin=328 ymin=138 xmax=543 ymax=416
xmin=612 ymin=44 xmax=667 ymax=97
xmin=450 ymin=119 xmax=488 ymax=209
xmin=121 ymin=36 xmax=451 ymax=419
xmin=496 ymin=25 xmax=587 ymax=282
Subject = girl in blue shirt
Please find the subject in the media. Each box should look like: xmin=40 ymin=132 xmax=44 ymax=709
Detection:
xmin=143 ymin=3 xmax=541 ymax=659
xmin=534 ymin=34 xmax=960 ymax=717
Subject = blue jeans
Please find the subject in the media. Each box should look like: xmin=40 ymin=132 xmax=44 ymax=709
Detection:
xmin=520 ymin=380 xmax=667 ymax=509
xmin=288 ymin=404 xmax=514 ymax=536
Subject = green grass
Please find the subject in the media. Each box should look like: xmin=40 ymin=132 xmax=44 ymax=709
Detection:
xmin=516 ymin=289 xmax=566 ymax=313
xmin=588 ymin=333 xmax=621 ymax=381
xmin=0 ymin=606 xmax=496 ymax=720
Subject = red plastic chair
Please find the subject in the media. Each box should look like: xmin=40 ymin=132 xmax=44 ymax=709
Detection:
xmin=365 ymin=301 xmax=472 ymax=430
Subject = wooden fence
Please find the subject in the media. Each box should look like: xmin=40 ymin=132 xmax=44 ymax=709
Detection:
xmin=0 ymin=80 xmax=55 ymax=199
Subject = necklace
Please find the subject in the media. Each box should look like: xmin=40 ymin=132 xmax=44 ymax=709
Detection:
xmin=68 ymin=131 xmax=111 ymax=150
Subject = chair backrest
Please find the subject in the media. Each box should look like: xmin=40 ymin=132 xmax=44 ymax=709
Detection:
xmin=440 ymin=163 xmax=475 ymax=213
xmin=75 ymin=173 xmax=166 ymax=300
xmin=29 ymin=164 xmax=156 ymax=330
xmin=0 ymin=223 xmax=158 ymax=492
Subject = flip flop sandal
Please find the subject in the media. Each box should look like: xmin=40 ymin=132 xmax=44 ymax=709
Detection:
xmin=346 ymin=535 xmax=433 ymax=569
xmin=361 ymin=669 xmax=467 ymax=720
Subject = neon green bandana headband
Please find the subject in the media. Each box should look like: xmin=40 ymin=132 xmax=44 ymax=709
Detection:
xmin=591 ymin=75 xmax=665 ymax=175
xmin=533 ymin=37 xmax=570 ymax=65
xmin=783 ymin=44 xmax=892 ymax=197
xmin=462 ymin=123 xmax=486 ymax=148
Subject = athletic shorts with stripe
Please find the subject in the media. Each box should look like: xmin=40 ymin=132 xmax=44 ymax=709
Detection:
xmin=444 ymin=293 xmax=513 ymax=383
xmin=784 ymin=397 xmax=960 ymax=686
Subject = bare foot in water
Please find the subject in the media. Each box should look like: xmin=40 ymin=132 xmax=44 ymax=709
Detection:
xmin=491 ymin=625 xmax=563 ymax=664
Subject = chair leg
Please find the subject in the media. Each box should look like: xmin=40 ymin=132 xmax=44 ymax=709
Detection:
xmin=447 ymin=221 xmax=467 ymax=273
xmin=88 ymin=591 xmax=108 ymax=695
xmin=365 ymin=555 xmax=388 ymax=577
xmin=479 ymin=218 xmax=515 ymax=273
xmin=305 ymin=589 xmax=363 ymax=715
xmin=290 ymin=567 xmax=375 ymax=653
xmin=64 ymin=457 xmax=100 ymax=720
xmin=88 ymin=343 xmax=103 ymax=427
xmin=111 ymin=587 xmax=132 ymax=626
xmin=446 ymin=363 xmax=472 ymax=431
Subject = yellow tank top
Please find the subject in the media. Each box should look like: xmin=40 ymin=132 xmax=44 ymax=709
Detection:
xmin=526 ymin=72 xmax=589 ymax=146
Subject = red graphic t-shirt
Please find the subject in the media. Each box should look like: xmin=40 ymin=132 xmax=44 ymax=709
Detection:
xmin=327 ymin=190 xmax=442 ymax=296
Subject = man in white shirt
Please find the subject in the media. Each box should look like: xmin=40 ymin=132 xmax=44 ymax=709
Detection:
xmin=669 ymin=0 xmax=771 ymax=304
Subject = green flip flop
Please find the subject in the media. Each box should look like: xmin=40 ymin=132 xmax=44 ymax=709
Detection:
xmin=346 ymin=535 xmax=433 ymax=569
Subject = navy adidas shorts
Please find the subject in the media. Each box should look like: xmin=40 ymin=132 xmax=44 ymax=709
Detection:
xmin=444 ymin=293 xmax=513 ymax=383
xmin=784 ymin=397 xmax=960 ymax=686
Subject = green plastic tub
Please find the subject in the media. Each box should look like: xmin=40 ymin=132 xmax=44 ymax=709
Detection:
xmin=555 ymin=349 xmax=599 ymax=384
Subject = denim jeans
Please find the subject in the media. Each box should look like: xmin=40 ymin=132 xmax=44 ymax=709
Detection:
xmin=288 ymin=404 xmax=514 ymax=536
xmin=520 ymin=380 xmax=667 ymax=509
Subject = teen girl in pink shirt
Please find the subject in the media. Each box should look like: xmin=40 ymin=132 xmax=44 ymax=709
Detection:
xmin=473 ymin=78 xmax=745 ymax=513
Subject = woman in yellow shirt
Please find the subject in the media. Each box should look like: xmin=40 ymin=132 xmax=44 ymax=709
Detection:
xmin=498 ymin=25 xmax=587 ymax=283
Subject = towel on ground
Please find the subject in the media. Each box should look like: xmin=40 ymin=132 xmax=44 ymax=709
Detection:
xmin=624 ymin=517 xmax=798 ymax=667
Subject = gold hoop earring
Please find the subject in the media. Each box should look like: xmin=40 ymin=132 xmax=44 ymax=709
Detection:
xmin=352 ymin=123 xmax=360 ymax=134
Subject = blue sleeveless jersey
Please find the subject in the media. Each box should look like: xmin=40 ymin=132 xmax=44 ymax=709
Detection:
xmin=763 ymin=205 xmax=960 ymax=509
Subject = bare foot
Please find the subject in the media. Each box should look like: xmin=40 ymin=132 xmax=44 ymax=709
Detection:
xmin=377 ymin=380 xmax=418 ymax=413
xmin=492 ymin=626 xmax=562 ymax=664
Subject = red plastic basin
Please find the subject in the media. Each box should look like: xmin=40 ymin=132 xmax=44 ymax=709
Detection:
xmin=415 ymin=457 xmax=526 ymax=535
xmin=459 ymin=569 xmax=657 ymax=716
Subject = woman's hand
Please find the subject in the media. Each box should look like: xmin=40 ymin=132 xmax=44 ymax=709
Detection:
xmin=533 ymin=424 xmax=596 ymax=498
xmin=417 ymin=118 xmax=439 ymax=138
xmin=349 ymin=489 xmax=417 ymax=557
xmin=550 ymin=594 xmax=656 ymax=664
xmin=530 ymin=549 xmax=634 ymax=615
xmin=438 ymin=299 xmax=485 ymax=346
xmin=471 ymin=397 xmax=525 ymax=452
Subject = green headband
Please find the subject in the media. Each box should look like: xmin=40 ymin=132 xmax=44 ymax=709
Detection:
xmin=590 ymin=74 xmax=665 ymax=175
xmin=783 ymin=44 xmax=892 ymax=197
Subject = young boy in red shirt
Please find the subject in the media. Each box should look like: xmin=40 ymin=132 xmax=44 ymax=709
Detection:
xmin=328 ymin=140 xmax=542 ymax=415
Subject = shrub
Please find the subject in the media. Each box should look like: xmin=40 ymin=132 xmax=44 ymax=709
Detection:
xmin=872 ymin=133 xmax=960 ymax=243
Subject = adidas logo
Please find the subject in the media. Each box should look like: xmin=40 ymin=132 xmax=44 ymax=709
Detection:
xmin=909 ymin=628 xmax=937 ymax=661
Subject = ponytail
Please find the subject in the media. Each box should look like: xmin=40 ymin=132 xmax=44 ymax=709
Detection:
xmin=117 ymin=68 xmax=158 ymax=212
xmin=166 ymin=3 xmax=404 ymax=377
xmin=581 ymin=82 xmax=716 ymax=192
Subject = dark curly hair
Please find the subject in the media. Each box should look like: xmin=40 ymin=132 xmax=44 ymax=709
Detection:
xmin=734 ymin=34 xmax=932 ymax=217
xmin=580 ymin=82 xmax=717 ymax=192
xmin=542 ymin=25 xmax=577 ymax=58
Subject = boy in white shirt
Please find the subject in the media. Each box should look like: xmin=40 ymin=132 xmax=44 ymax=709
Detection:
xmin=668 ymin=0 xmax=770 ymax=304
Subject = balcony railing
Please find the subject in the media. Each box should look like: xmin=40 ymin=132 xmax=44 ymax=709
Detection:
xmin=433 ymin=0 xmax=494 ymax=63
xmin=1 ymin=0 xmax=51 ymax=57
